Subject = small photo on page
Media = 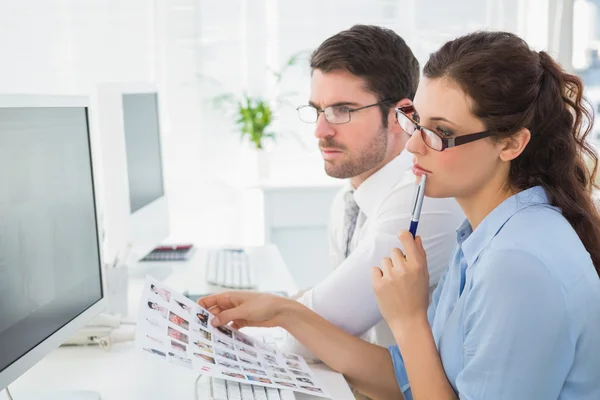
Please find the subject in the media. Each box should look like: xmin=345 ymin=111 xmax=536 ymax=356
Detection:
xmin=285 ymin=360 xmax=302 ymax=370
xmin=173 ymin=299 xmax=192 ymax=315
xmin=216 ymin=349 xmax=238 ymax=361
xmin=235 ymin=344 xmax=258 ymax=358
xmin=146 ymin=335 xmax=164 ymax=346
xmin=234 ymin=331 xmax=255 ymax=347
xmin=169 ymin=311 xmax=190 ymax=330
xmin=300 ymin=385 xmax=324 ymax=394
xmin=193 ymin=352 xmax=216 ymax=364
xmin=242 ymin=366 xmax=267 ymax=376
xmin=276 ymin=381 xmax=298 ymax=388
xmin=150 ymin=284 xmax=171 ymax=303
xmin=272 ymin=373 xmax=292 ymax=380
xmin=168 ymin=352 xmax=192 ymax=369
xmin=239 ymin=356 xmax=261 ymax=367
xmin=147 ymin=301 xmax=168 ymax=319
xmin=168 ymin=326 xmax=189 ymax=344
xmin=289 ymin=369 xmax=311 ymax=378
xmin=283 ymin=353 xmax=300 ymax=361
xmin=265 ymin=365 xmax=286 ymax=374
xmin=193 ymin=326 xmax=212 ymax=341
xmin=256 ymin=342 xmax=277 ymax=355
xmin=193 ymin=340 xmax=213 ymax=354
xmin=196 ymin=309 xmax=209 ymax=328
xmin=262 ymin=353 xmax=279 ymax=365
xmin=143 ymin=347 xmax=166 ymax=359
xmin=217 ymin=359 xmax=241 ymax=371
xmin=247 ymin=375 xmax=272 ymax=384
xmin=215 ymin=325 xmax=234 ymax=338
xmin=215 ymin=338 xmax=235 ymax=351
xmin=170 ymin=340 xmax=187 ymax=353
xmin=296 ymin=377 xmax=315 ymax=386
xmin=223 ymin=371 xmax=246 ymax=379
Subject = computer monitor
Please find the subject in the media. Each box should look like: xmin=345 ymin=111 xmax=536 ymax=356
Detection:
xmin=93 ymin=83 xmax=169 ymax=266
xmin=0 ymin=95 xmax=105 ymax=392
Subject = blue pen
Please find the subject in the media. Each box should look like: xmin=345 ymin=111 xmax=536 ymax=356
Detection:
xmin=409 ymin=174 xmax=427 ymax=238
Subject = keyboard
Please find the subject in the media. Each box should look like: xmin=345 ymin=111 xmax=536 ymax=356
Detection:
xmin=209 ymin=377 xmax=296 ymax=400
xmin=206 ymin=248 xmax=258 ymax=289
xmin=141 ymin=244 xmax=195 ymax=262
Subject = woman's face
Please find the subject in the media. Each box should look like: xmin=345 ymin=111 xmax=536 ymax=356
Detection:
xmin=405 ymin=77 xmax=506 ymax=199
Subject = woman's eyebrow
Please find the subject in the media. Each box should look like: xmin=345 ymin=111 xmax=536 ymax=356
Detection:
xmin=413 ymin=105 xmax=458 ymax=128
xmin=429 ymin=116 xmax=458 ymax=127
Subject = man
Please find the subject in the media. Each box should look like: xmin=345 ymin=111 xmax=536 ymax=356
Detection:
xmin=283 ymin=25 xmax=464 ymax=358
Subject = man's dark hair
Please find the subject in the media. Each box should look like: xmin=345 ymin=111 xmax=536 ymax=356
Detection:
xmin=310 ymin=24 xmax=419 ymax=125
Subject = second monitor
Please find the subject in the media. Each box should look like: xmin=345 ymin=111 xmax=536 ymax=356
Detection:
xmin=93 ymin=83 xmax=170 ymax=267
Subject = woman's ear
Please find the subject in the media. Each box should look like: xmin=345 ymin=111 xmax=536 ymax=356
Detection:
xmin=499 ymin=128 xmax=531 ymax=162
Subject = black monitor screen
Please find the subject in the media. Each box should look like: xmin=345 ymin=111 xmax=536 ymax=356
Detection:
xmin=122 ymin=93 xmax=165 ymax=213
xmin=0 ymin=106 xmax=103 ymax=373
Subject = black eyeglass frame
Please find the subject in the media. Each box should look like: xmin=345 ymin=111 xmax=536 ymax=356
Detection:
xmin=297 ymin=100 xmax=396 ymax=125
xmin=396 ymin=105 xmax=496 ymax=151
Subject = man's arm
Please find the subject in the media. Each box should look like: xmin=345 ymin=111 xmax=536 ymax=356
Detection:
xmin=280 ymin=231 xmax=405 ymax=359
xmin=282 ymin=194 xmax=462 ymax=357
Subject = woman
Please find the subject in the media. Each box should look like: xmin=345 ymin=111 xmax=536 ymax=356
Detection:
xmin=199 ymin=31 xmax=600 ymax=399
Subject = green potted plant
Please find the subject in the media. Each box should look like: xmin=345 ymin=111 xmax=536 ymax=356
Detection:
xmin=234 ymin=95 xmax=275 ymax=150
xmin=212 ymin=50 xmax=310 ymax=149
xmin=208 ymin=51 xmax=311 ymax=181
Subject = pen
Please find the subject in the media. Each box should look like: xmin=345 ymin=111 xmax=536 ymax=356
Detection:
xmin=409 ymin=174 xmax=427 ymax=238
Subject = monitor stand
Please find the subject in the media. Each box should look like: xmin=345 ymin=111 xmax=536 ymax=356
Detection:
xmin=17 ymin=391 xmax=101 ymax=400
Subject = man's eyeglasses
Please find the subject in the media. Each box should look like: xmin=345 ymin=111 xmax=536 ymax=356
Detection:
xmin=395 ymin=105 xmax=495 ymax=151
xmin=297 ymin=100 xmax=394 ymax=125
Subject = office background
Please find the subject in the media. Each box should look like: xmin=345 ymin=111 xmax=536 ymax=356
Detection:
xmin=1 ymin=0 xmax=596 ymax=288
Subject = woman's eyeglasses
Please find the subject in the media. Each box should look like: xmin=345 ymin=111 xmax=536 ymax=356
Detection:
xmin=396 ymin=105 xmax=495 ymax=151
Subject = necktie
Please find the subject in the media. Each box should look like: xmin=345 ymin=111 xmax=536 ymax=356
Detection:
xmin=343 ymin=190 xmax=360 ymax=258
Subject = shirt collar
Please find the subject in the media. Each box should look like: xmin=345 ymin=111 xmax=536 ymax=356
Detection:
xmin=352 ymin=151 xmax=413 ymax=218
xmin=459 ymin=186 xmax=551 ymax=267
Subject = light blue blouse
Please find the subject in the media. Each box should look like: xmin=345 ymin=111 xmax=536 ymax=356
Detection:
xmin=389 ymin=186 xmax=600 ymax=399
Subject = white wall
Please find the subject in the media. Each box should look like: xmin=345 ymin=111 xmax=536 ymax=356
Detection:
xmin=0 ymin=0 xmax=210 ymax=247
xmin=0 ymin=0 xmax=561 ymax=250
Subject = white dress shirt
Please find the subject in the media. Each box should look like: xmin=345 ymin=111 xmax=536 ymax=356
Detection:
xmin=281 ymin=151 xmax=465 ymax=359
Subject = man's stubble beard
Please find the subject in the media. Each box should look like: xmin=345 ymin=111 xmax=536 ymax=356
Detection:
xmin=322 ymin=126 xmax=388 ymax=179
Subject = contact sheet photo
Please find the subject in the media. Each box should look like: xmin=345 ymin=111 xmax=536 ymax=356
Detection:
xmin=135 ymin=276 xmax=331 ymax=398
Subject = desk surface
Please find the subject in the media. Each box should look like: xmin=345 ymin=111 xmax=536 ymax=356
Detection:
xmin=7 ymin=245 xmax=355 ymax=399
xmin=129 ymin=244 xmax=298 ymax=298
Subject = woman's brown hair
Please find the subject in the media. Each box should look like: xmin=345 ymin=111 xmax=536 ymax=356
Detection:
xmin=424 ymin=31 xmax=600 ymax=276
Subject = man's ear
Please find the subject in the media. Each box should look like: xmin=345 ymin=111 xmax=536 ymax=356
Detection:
xmin=499 ymin=128 xmax=531 ymax=162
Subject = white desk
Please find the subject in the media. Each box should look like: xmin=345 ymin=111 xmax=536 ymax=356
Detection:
xmin=7 ymin=245 xmax=355 ymax=400
xmin=127 ymin=244 xmax=298 ymax=299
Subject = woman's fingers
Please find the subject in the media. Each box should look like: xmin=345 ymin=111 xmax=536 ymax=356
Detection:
xmin=197 ymin=293 xmax=220 ymax=309
xmin=371 ymin=266 xmax=383 ymax=282
xmin=381 ymin=257 xmax=394 ymax=277
xmin=415 ymin=235 xmax=426 ymax=257
xmin=398 ymin=231 xmax=419 ymax=260
xmin=390 ymin=247 xmax=406 ymax=267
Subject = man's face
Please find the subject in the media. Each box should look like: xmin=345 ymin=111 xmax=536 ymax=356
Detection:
xmin=310 ymin=69 xmax=388 ymax=179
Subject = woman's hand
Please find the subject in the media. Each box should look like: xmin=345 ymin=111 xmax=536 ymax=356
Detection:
xmin=371 ymin=231 xmax=430 ymax=335
xmin=198 ymin=291 xmax=290 ymax=329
